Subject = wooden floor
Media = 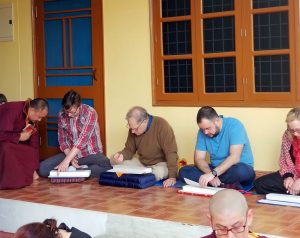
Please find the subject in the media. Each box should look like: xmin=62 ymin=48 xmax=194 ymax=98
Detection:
xmin=0 ymin=177 xmax=299 ymax=238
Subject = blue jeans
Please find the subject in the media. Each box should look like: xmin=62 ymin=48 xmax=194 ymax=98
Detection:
xmin=179 ymin=163 xmax=255 ymax=187
xmin=39 ymin=152 xmax=112 ymax=178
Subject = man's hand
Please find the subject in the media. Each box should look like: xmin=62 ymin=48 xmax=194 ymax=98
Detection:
xmin=111 ymin=153 xmax=124 ymax=165
xmin=209 ymin=176 xmax=221 ymax=187
xmin=64 ymin=148 xmax=71 ymax=156
xmin=163 ymin=178 xmax=176 ymax=188
xmin=199 ymin=172 xmax=215 ymax=187
xmin=283 ymin=177 xmax=294 ymax=191
xmin=19 ymin=131 xmax=32 ymax=142
xmin=289 ymin=178 xmax=300 ymax=195
xmin=71 ymin=158 xmax=80 ymax=168
xmin=55 ymin=157 xmax=72 ymax=173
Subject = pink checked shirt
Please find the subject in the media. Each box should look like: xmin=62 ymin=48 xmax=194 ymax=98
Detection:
xmin=279 ymin=130 xmax=298 ymax=179
xmin=58 ymin=104 xmax=103 ymax=158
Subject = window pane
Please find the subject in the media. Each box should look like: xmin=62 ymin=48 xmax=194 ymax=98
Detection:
xmin=164 ymin=60 xmax=193 ymax=93
xmin=162 ymin=0 xmax=190 ymax=17
xmin=255 ymin=55 xmax=290 ymax=92
xmin=204 ymin=57 xmax=236 ymax=93
xmin=163 ymin=21 xmax=192 ymax=55
xmin=203 ymin=16 xmax=235 ymax=53
xmin=202 ymin=0 xmax=234 ymax=13
xmin=254 ymin=12 xmax=289 ymax=50
xmin=253 ymin=0 xmax=288 ymax=9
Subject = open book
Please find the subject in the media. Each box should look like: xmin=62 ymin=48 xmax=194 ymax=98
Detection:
xmin=257 ymin=193 xmax=300 ymax=208
xmin=107 ymin=165 xmax=152 ymax=174
xmin=48 ymin=167 xmax=91 ymax=178
xmin=178 ymin=178 xmax=224 ymax=197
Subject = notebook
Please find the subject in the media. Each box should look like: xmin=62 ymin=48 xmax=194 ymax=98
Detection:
xmin=257 ymin=193 xmax=300 ymax=207
xmin=107 ymin=165 xmax=152 ymax=174
xmin=178 ymin=178 xmax=224 ymax=197
xmin=48 ymin=166 xmax=91 ymax=178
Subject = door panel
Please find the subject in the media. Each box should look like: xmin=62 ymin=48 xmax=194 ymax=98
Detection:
xmin=33 ymin=0 xmax=105 ymax=159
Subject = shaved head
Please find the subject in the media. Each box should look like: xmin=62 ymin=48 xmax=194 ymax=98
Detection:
xmin=208 ymin=189 xmax=253 ymax=238
xmin=209 ymin=189 xmax=248 ymax=218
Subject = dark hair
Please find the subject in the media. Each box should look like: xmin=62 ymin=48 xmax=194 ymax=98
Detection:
xmin=61 ymin=90 xmax=81 ymax=110
xmin=13 ymin=219 xmax=60 ymax=238
xmin=0 ymin=93 xmax=7 ymax=104
xmin=196 ymin=106 xmax=218 ymax=123
xmin=29 ymin=98 xmax=49 ymax=111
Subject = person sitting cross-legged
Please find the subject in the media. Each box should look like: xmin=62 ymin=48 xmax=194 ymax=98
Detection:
xmin=179 ymin=106 xmax=255 ymax=189
xmin=110 ymin=106 xmax=178 ymax=188
xmin=39 ymin=90 xmax=112 ymax=178
xmin=255 ymin=108 xmax=300 ymax=195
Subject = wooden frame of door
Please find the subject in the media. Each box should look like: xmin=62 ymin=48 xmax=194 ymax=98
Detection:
xmin=31 ymin=0 xmax=106 ymax=159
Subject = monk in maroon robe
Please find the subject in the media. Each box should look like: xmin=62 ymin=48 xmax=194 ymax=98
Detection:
xmin=0 ymin=98 xmax=48 ymax=189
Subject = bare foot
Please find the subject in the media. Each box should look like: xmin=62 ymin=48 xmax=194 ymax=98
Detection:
xmin=33 ymin=171 xmax=39 ymax=180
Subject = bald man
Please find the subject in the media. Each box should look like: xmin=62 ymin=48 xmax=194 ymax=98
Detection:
xmin=111 ymin=106 xmax=178 ymax=188
xmin=203 ymin=189 xmax=267 ymax=238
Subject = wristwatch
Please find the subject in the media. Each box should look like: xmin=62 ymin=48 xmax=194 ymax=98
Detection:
xmin=211 ymin=169 xmax=218 ymax=177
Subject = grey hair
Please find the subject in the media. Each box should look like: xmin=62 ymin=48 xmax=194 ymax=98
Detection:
xmin=126 ymin=106 xmax=148 ymax=123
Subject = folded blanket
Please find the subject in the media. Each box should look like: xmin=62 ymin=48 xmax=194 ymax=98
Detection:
xmin=99 ymin=172 xmax=156 ymax=189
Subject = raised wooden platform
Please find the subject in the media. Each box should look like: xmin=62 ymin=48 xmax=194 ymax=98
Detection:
xmin=0 ymin=176 xmax=299 ymax=237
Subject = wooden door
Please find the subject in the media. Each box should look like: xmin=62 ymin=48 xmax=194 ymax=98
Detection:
xmin=33 ymin=0 xmax=105 ymax=159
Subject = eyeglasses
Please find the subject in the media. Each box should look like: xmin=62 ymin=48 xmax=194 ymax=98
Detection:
xmin=64 ymin=107 xmax=79 ymax=117
xmin=126 ymin=119 xmax=145 ymax=132
xmin=287 ymin=128 xmax=300 ymax=135
xmin=213 ymin=216 xmax=247 ymax=236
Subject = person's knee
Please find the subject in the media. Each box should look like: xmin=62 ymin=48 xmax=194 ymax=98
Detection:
xmin=38 ymin=161 xmax=51 ymax=177
xmin=178 ymin=165 xmax=193 ymax=179
xmin=253 ymin=177 xmax=265 ymax=194
xmin=233 ymin=164 xmax=255 ymax=180
xmin=152 ymin=166 xmax=168 ymax=181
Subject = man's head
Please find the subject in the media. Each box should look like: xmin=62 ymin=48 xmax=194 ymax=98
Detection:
xmin=126 ymin=106 xmax=148 ymax=136
xmin=28 ymin=98 xmax=49 ymax=122
xmin=208 ymin=189 xmax=253 ymax=238
xmin=62 ymin=90 xmax=82 ymax=118
xmin=0 ymin=93 xmax=7 ymax=105
xmin=197 ymin=106 xmax=222 ymax=137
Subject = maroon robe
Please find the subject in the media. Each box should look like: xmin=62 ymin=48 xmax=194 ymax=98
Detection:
xmin=0 ymin=101 xmax=39 ymax=189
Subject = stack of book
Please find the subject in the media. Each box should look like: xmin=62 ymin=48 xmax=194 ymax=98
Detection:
xmin=257 ymin=193 xmax=300 ymax=208
xmin=48 ymin=167 xmax=91 ymax=183
xmin=178 ymin=178 xmax=224 ymax=197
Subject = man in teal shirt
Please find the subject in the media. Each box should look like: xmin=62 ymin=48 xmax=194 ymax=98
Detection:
xmin=179 ymin=106 xmax=255 ymax=189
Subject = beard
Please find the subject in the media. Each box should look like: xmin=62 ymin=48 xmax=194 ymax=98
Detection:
xmin=212 ymin=125 xmax=220 ymax=138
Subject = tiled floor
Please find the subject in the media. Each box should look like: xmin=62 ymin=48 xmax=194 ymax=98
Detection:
xmin=0 ymin=177 xmax=299 ymax=237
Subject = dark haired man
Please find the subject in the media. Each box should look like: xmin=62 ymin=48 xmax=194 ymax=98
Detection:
xmin=39 ymin=90 xmax=112 ymax=178
xmin=179 ymin=106 xmax=255 ymax=189
xmin=0 ymin=98 xmax=48 ymax=189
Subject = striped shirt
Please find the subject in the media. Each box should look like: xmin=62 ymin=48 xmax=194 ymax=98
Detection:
xmin=279 ymin=130 xmax=298 ymax=179
xmin=58 ymin=104 xmax=103 ymax=158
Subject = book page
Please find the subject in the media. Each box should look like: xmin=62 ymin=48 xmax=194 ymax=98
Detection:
xmin=180 ymin=185 xmax=224 ymax=196
xmin=48 ymin=170 xmax=91 ymax=178
xmin=108 ymin=165 xmax=152 ymax=174
xmin=266 ymin=193 xmax=300 ymax=204
xmin=258 ymin=198 xmax=300 ymax=208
